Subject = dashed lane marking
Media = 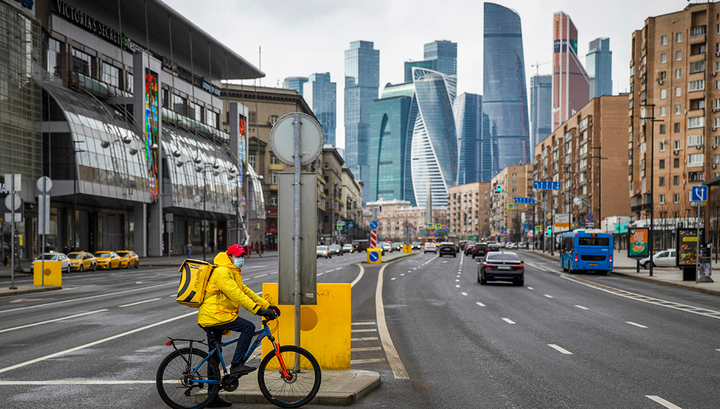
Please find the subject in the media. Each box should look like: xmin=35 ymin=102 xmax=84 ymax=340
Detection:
xmin=476 ymin=302 xmax=485 ymax=307
xmin=351 ymin=358 xmax=386 ymax=364
xmin=351 ymin=337 xmax=379 ymax=341
xmin=352 ymin=322 xmax=376 ymax=326
xmin=351 ymin=347 xmax=382 ymax=352
xmin=645 ymin=395 xmax=682 ymax=409
xmin=575 ymin=305 xmax=589 ymax=310
xmin=626 ymin=321 xmax=648 ymax=329
xmin=456 ymin=285 xmax=460 ymax=288
xmin=351 ymin=328 xmax=378 ymax=333
xmin=0 ymin=309 xmax=108 ymax=334
xmin=501 ymin=318 xmax=516 ymax=325
xmin=527 ymin=287 xmax=533 ymax=290
xmin=548 ymin=344 xmax=573 ymax=355
xmin=544 ymin=294 xmax=554 ymax=299
xmin=118 ymin=298 xmax=162 ymax=308
xmin=461 ymin=292 xmax=468 ymax=296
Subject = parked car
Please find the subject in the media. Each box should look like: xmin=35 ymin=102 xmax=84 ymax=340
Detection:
xmin=424 ymin=242 xmax=437 ymax=254
xmin=342 ymin=244 xmax=354 ymax=253
xmin=316 ymin=245 xmax=331 ymax=259
xmin=518 ymin=242 xmax=529 ymax=249
xmin=412 ymin=242 xmax=421 ymax=250
xmin=93 ymin=251 xmax=122 ymax=269
xmin=34 ymin=252 xmax=71 ymax=273
xmin=329 ymin=244 xmax=344 ymax=256
xmin=472 ymin=242 xmax=490 ymax=259
xmin=478 ymin=251 xmax=525 ymax=286
xmin=67 ymin=251 xmax=97 ymax=272
xmin=464 ymin=242 xmax=476 ymax=256
xmin=381 ymin=242 xmax=393 ymax=254
xmin=439 ymin=242 xmax=456 ymax=257
xmin=116 ymin=250 xmax=139 ymax=268
xmin=639 ymin=249 xmax=677 ymax=269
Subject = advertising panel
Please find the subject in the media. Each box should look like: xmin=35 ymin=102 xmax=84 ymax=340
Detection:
xmin=627 ymin=227 xmax=649 ymax=259
xmin=676 ymin=228 xmax=705 ymax=267
xmin=144 ymin=68 xmax=159 ymax=201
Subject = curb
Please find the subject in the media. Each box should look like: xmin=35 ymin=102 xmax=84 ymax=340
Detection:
xmin=0 ymin=286 xmax=61 ymax=297
xmin=361 ymin=251 xmax=416 ymax=265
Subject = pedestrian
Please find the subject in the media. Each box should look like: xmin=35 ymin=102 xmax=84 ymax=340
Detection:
xmin=198 ymin=244 xmax=280 ymax=408
xmin=62 ymin=246 xmax=69 ymax=254
xmin=186 ymin=242 xmax=192 ymax=258
xmin=260 ymin=242 xmax=265 ymax=252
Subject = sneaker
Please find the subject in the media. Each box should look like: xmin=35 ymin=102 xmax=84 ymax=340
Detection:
xmin=229 ymin=364 xmax=256 ymax=377
xmin=206 ymin=395 xmax=233 ymax=407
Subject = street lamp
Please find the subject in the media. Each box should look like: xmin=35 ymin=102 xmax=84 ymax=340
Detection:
xmin=640 ymin=103 xmax=664 ymax=277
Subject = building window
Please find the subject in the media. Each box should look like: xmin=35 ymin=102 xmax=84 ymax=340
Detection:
xmin=249 ymin=153 xmax=256 ymax=169
xmin=675 ymin=105 xmax=681 ymax=115
xmin=172 ymin=93 xmax=187 ymax=116
xmin=674 ymin=158 xmax=680 ymax=168
xmin=270 ymin=172 xmax=279 ymax=184
xmin=674 ymin=123 xmax=681 ymax=133
xmin=714 ymin=154 xmax=720 ymax=164
xmin=677 ymin=32 xmax=682 ymax=43
xmin=660 ymin=140 xmax=666 ymax=151
xmin=689 ymin=171 xmax=704 ymax=182
xmin=689 ymin=154 xmax=704 ymax=166
xmin=71 ymin=48 xmax=94 ymax=77
xmin=690 ymin=60 xmax=705 ymax=74
xmin=689 ymin=80 xmax=705 ymax=92
xmin=661 ymin=35 xmax=668 ymax=45
xmin=674 ymin=175 xmax=680 ymax=185
xmin=270 ymin=154 xmax=280 ymax=165
xmin=660 ymin=107 xmax=666 ymax=117
xmin=659 ymin=176 xmax=665 ymax=186
xmin=675 ymin=87 xmax=682 ymax=97
xmin=688 ymin=116 xmax=704 ymax=129
xmin=659 ymin=159 xmax=665 ymax=169
xmin=661 ymin=53 xmax=667 ymax=63
xmin=674 ymin=193 xmax=680 ymax=203
xmin=674 ymin=140 xmax=681 ymax=150
xmin=688 ymin=134 xmax=704 ymax=146
xmin=46 ymin=38 xmax=62 ymax=77
xmin=675 ymin=68 xmax=682 ymax=79
xmin=715 ymin=135 xmax=720 ymax=146
xmin=676 ymin=50 xmax=682 ymax=61
xmin=100 ymin=62 xmax=120 ymax=88
xmin=659 ymin=194 xmax=665 ymax=204
xmin=660 ymin=89 xmax=667 ymax=99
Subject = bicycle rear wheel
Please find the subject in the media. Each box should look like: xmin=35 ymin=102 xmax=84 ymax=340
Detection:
xmin=258 ymin=345 xmax=322 ymax=408
xmin=156 ymin=347 xmax=221 ymax=409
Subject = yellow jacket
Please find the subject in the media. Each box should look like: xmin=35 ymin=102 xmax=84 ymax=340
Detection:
xmin=198 ymin=252 xmax=270 ymax=327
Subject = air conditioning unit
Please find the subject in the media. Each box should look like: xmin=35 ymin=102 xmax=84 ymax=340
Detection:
xmin=714 ymin=127 xmax=718 ymax=131
xmin=713 ymin=164 xmax=718 ymax=169
xmin=674 ymin=149 xmax=680 ymax=155
xmin=697 ymin=145 xmax=703 ymax=150
xmin=658 ymin=80 xmax=664 ymax=85
xmin=716 ymin=52 xmax=720 ymax=57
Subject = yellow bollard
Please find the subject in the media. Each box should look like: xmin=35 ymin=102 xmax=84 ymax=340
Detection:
xmin=261 ymin=283 xmax=351 ymax=369
xmin=366 ymin=248 xmax=382 ymax=264
xmin=33 ymin=260 xmax=62 ymax=287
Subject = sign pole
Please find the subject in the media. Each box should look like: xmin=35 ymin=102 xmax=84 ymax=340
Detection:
xmin=696 ymin=206 xmax=700 ymax=282
xmin=292 ymin=113 xmax=302 ymax=354
xmin=10 ymin=175 xmax=16 ymax=290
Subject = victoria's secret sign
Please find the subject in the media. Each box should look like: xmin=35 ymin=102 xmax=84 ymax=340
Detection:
xmin=53 ymin=0 xmax=122 ymax=47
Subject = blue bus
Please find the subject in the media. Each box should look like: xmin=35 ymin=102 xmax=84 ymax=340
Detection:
xmin=559 ymin=231 xmax=613 ymax=274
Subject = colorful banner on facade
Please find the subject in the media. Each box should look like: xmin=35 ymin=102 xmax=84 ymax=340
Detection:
xmin=144 ymin=68 xmax=159 ymax=201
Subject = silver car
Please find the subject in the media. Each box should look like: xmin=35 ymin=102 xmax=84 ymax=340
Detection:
xmin=639 ymin=249 xmax=676 ymax=269
xmin=316 ymin=245 xmax=331 ymax=259
xmin=34 ymin=252 xmax=72 ymax=273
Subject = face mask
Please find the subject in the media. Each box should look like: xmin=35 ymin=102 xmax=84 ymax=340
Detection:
xmin=233 ymin=257 xmax=245 ymax=269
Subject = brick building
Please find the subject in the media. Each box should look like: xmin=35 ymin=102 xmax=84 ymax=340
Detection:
xmin=489 ymin=165 xmax=533 ymax=242
xmin=448 ymin=182 xmax=491 ymax=240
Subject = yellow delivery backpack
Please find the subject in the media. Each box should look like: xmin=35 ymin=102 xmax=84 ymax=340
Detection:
xmin=176 ymin=259 xmax=215 ymax=308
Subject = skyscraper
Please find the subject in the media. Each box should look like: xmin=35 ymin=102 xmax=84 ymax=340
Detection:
xmin=411 ymin=67 xmax=458 ymax=208
xmin=454 ymin=93 xmax=483 ymax=184
xmin=552 ymin=11 xmax=590 ymax=129
xmin=424 ymin=40 xmax=457 ymax=77
xmin=587 ymin=37 xmax=613 ymax=98
xmin=483 ymin=3 xmax=530 ymax=176
xmin=304 ymin=73 xmax=337 ymax=146
xmin=530 ymin=75 xmax=552 ymax=148
xmin=282 ymin=76 xmax=308 ymax=96
xmin=344 ymin=41 xmax=379 ymax=185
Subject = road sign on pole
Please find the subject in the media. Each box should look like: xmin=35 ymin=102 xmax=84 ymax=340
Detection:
xmin=691 ymin=186 xmax=708 ymax=202
xmin=533 ymin=181 xmax=561 ymax=191
xmin=369 ymin=220 xmax=378 ymax=230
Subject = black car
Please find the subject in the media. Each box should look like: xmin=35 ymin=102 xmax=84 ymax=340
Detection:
xmin=472 ymin=242 xmax=490 ymax=259
xmin=438 ymin=242 xmax=456 ymax=257
xmin=478 ymin=251 xmax=524 ymax=286
xmin=464 ymin=242 xmax=476 ymax=256
xmin=487 ymin=243 xmax=500 ymax=253
xmin=329 ymin=244 xmax=343 ymax=256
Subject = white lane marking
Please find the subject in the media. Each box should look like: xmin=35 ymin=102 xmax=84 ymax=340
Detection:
xmin=352 ymin=321 xmax=376 ymax=326
xmin=351 ymin=337 xmax=379 ymax=341
xmin=350 ymin=264 xmax=364 ymax=288
xmin=455 ymin=285 xmax=460 ymax=288
xmin=716 ymin=349 xmax=720 ymax=352
xmin=476 ymin=302 xmax=485 ymax=307
xmin=351 ymin=347 xmax=382 ymax=352
xmin=0 ymin=309 xmax=108 ymax=334
xmin=335 ymin=267 xmax=343 ymax=271
xmin=626 ymin=321 xmax=648 ymax=329
xmin=575 ymin=305 xmax=589 ymax=310
xmin=391 ymin=277 xmax=397 ymax=281
xmin=501 ymin=318 xmax=516 ymax=325
xmin=548 ymin=344 xmax=573 ymax=355
xmin=461 ymin=292 xmax=468 ymax=296
xmin=351 ymin=328 xmax=378 ymax=333
xmin=408 ymin=270 xmax=412 ymax=273
xmin=376 ymin=262 xmax=409 ymax=379
xmin=255 ymin=274 xmax=268 ymax=278
xmin=527 ymin=287 xmax=533 ymax=290
xmin=350 ymin=358 xmax=386 ymax=364
xmin=317 ymin=273 xmax=324 ymax=276
xmin=544 ymin=294 xmax=554 ymax=299
xmin=0 ymin=311 xmax=198 ymax=374
xmin=455 ymin=279 xmax=460 ymax=282
xmin=645 ymin=395 xmax=682 ymax=409
xmin=0 ymin=282 xmax=173 ymax=314
xmin=400 ymin=273 xmax=405 ymax=276
xmin=118 ymin=298 xmax=162 ymax=308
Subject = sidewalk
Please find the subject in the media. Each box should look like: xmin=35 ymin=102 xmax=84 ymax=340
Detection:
xmin=520 ymin=249 xmax=720 ymax=297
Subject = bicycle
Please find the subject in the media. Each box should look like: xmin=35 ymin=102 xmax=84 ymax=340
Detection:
xmin=156 ymin=316 xmax=321 ymax=409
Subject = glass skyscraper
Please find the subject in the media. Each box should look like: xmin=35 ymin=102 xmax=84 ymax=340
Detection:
xmin=483 ymin=3 xmax=530 ymax=176
xmin=411 ymin=68 xmax=457 ymax=208
xmin=344 ymin=41 xmax=379 ymax=185
xmin=282 ymin=76 xmax=308 ymax=96
xmin=552 ymin=11 xmax=590 ymax=129
xmin=454 ymin=93 xmax=483 ymax=184
xmin=304 ymin=73 xmax=337 ymax=146
xmin=587 ymin=38 xmax=612 ymax=98
xmin=530 ymin=75 xmax=552 ymax=148
xmin=424 ymin=40 xmax=457 ymax=77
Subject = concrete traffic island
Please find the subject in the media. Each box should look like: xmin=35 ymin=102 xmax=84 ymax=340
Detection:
xmin=222 ymin=369 xmax=381 ymax=406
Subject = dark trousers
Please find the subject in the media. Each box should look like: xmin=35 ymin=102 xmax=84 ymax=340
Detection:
xmin=205 ymin=316 xmax=256 ymax=367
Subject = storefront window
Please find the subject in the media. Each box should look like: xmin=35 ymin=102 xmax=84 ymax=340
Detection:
xmin=71 ymin=48 xmax=94 ymax=77
xmin=101 ymin=63 xmax=120 ymax=88
xmin=46 ymin=38 xmax=62 ymax=77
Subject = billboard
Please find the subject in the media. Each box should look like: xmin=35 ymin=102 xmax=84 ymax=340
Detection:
xmin=627 ymin=227 xmax=649 ymax=259
xmin=144 ymin=68 xmax=159 ymax=201
xmin=676 ymin=228 xmax=705 ymax=267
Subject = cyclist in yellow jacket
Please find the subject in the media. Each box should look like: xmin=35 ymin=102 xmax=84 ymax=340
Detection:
xmin=199 ymin=244 xmax=279 ymax=407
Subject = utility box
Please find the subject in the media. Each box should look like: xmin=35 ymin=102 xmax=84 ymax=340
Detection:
xmin=33 ymin=260 xmax=62 ymax=287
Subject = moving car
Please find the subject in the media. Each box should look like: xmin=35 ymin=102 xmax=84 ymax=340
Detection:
xmin=478 ymin=251 xmax=524 ymax=286
xmin=392 ymin=242 xmax=403 ymax=252
xmin=424 ymin=242 xmax=437 ymax=254
xmin=506 ymin=242 xmax=517 ymax=249
xmin=381 ymin=242 xmax=393 ymax=254
xmin=639 ymin=249 xmax=676 ymax=269
xmin=93 ymin=251 xmax=122 ymax=269
xmin=34 ymin=252 xmax=71 ymax=273
xmin=316 ymin=245 xmax=331 ymax=259
xmin=472 ymin=242 xmax=490 ymax=259
xmin=487 ymin=243 xmax=500 ymax=253
xmin=67 ymin=251 xmax=97 ymax=272
xmin=464 ymin=242 xmax=476 ymax=256
xmin=329 ymin=244 xmax=343 ymax=256
xmin=439 ymin=242 xmax=456 ymax=257
xmin=412 ymin=242 xmax=421 ymax=250
xmin=342 ymin=244 xmax=354 ymax=253
xmin=116 ymin=250 xmax=139 ymax=269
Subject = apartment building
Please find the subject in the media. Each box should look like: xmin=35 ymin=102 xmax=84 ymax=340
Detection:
xmin=489 ymin=165 xmax=533 ymax=242
xmin=535 ymin=95 xmax=630 ymax=231
xmin=448 ymin=182 xmax=491 ymax=240
xmin=364 ymin=198 xmax=448 ymax=242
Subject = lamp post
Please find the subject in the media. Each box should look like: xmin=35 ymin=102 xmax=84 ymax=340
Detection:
xmin=195 ymin=160 xmax=220 ymax=261
xmin=640 ymin=103 xmax=663 ymax=277
xmin=590 ymin=146 xmax=608 ymax=227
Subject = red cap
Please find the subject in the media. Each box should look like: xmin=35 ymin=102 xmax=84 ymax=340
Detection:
xmin=226 ymin=244 xmax=246 ymax=257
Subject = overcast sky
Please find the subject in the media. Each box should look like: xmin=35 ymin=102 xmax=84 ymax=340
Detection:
xmin=165 ymin=0 xmax=687 ymax=149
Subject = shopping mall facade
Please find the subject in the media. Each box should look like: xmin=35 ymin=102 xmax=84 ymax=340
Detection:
xmin=0 ymin=0 xmax=264 ymax=260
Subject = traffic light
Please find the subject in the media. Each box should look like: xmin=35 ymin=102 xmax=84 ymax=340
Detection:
xmin=495 ymin=184 xmax=501 ymax=194
xmin=547 ymin=226 xmax=552 ymax=235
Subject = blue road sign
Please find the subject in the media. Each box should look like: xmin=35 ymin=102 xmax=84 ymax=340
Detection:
xmin=348 ymin=221 xmax=354 ymax=228
xmin=691 ymin=186 xmax=708 ymax=202
xmin=500 ymin=227 xmax=507 ymax=231
xmin=369 ymin=251 xmax=379 ymax=262
xmin=514 ymin=197 xmax=535 ymax=204
xmin=533 ymin=181 xmax=561 ymax=191
xmin=586 ymin=213 xmax=594 ymax=221
xmin=524 ymin=223 xmax=529 ymax=231
xmin=369 ymin=220 xmax=378 ymax=229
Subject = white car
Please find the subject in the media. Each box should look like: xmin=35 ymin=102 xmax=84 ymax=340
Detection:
xmin=34 ymin=252 xmax=71 ymax=273
xmin=342 ymin=244 xmax=354 ymax=253
xmin=381 ymin=243 xmax=392 ymax=254
xmin=424 ymin=242 xmax=437 ymax=254
xmin=639 ymin=249 xmax=676 ymax=269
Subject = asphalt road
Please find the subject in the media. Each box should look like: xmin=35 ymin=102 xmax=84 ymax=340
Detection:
xmin=1 ymin=249 xmax=719 ymax=408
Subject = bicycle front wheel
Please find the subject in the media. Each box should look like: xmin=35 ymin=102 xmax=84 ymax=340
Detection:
xmin=258 ymin=345 xmax=322 ymax=408
xmin=156 ymin=347 xmax=221 ymax=409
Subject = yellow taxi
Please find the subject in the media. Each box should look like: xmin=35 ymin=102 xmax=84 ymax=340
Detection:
xmin=94 ymin=251 xmax=122 ymax=269
xmin=67 ymin=251 xmax=97 ymax=272
xmin=116 ymin=250 xmax=139 ymax=269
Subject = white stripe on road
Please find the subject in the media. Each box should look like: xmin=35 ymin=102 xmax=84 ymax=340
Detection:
xmin=476 ymin=302 xmax=485 ymax=307
xmin=351 ymin=337 xmax=379 ymax=341
xmin=352 ymin=321 xmax=376 ymax=326
xmin=335 ymin=267 xmax=343 ymax=271
xmin=455 ymin=285 xmax=460 ymax=288
xmin=575 ymin=305 xmax=589 ymax=310
xmin=645 ymin=395 xmax=682 ymax=409
xmin=527 ymin=287 xmax=533 ymax=290
xmin=0 ymin=309 xmax=108 ymax=334
xmin=548 ymin=344 xmax=573 ymax=355
xmin=118 ymin=298 xmax=162 ymax=308
xmin=350 ymin=358 xmax=386 ymax=364
xmin=626 ymin=321 xmax=648 ymax=329
xmin=461 ymin=292 xmax=468 ymax=296
xmin=501 ymin=318 xmax=516 ymax=325
xmin=255 ymin=274 xmax=268 ymax=278
xmin=376 ymin=263 xmax=409 ymax=379
xmin=351 ymin=328 xmax=378 ymax=333
xmin=544 ymin=294 xmax=554 ymax=299
xmin=0 ymin=311 xmax=198 ymax=374
xmin=350 ymin=264 xmax=364 ymax=288
xmin=351 ymin=347 xmax=382 ymax=352
xmin=0 ymin=380 xmax=157 ymax=385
